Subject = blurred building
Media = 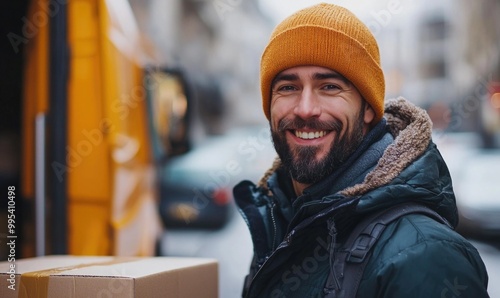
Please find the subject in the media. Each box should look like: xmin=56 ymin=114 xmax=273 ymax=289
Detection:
xmin=355 ymin=0 xmax=500 ymax=136
xmin=459 ymin=0 xmax=500 ymax=146
xmin=128 ymin=0 xmax=274 ymax=142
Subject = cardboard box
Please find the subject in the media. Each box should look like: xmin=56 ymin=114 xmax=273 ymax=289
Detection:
xmin=0 ymin=255 xmax=218 ymax=298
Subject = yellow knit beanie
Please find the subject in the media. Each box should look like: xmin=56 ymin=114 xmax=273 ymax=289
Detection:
xmin=260 ymin=3 xmax=385 ymax=123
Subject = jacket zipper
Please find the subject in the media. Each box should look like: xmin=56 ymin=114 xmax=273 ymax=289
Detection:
xmin=270 ymin=202 xmax=277 ymax=249
xmin=325 ymin=217 xmax=341 ymax=294
xmin=245 ymin=230 xmax=293 ymax=298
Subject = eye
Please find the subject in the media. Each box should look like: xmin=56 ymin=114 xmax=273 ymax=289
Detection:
xmin=276 ymin=85 xmax=297 ymax=92
xmin=322 ymin=84 xmax=341 ymax=90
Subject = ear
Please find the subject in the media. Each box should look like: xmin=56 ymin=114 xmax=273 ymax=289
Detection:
xmin=363 ymin=103 xmax=375 ymax=125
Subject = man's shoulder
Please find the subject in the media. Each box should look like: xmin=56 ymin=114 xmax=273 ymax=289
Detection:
xmin=359 ymin=213 xmax=489 ymax=296
xmin=366 ymin=213 xmax=484 ymax=274
xmin=396 ymin=213 xmax=472 ymax=245
xmin=372 ymin=213 xmax=476 ymax=258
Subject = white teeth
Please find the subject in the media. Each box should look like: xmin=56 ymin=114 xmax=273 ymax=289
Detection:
xmin=295 ymin=131 xmax=327 ymax=139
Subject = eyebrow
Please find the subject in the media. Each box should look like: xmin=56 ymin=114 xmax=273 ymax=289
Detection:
xmin=271 ymin=73 xmax=299 ymax=89
xmin=271 ymin=71 xmax=351 ymax=90
xmin=313 ymin=72 xmax=351 ymax=86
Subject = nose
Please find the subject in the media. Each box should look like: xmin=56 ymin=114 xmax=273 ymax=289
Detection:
xmin=293 ymin=88 xmax=321 ymax=119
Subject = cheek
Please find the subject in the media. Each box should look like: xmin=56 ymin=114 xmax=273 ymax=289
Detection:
xmin=270 ymin=98 xmax=283 ymax=113
xmin=344 ymin=111 xmax=364 ymax=136
xmin=270 ymin=100 xmax=287 ymax=128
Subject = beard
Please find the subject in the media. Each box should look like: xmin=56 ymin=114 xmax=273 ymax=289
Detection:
xmin=271 ymin=107 xmax=366 ymax=185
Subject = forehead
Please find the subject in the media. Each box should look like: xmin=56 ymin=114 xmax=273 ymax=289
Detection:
xmin=272 ymin=65 xmax=352 ymax=87
xmin=278 ymin=65 xmax=338 ymax=76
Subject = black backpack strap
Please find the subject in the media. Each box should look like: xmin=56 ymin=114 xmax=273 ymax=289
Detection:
xmin=324 ymin=203 xmax=452 ymax=297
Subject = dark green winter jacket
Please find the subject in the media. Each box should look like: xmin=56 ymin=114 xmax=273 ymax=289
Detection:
xmin=234 ymin=98 xmax=489 ymax=298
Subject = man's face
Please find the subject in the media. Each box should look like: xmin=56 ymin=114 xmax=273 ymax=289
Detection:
xmin=270 ymin=65 xmax=375 ymax=185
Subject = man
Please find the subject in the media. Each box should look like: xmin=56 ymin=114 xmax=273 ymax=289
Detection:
xmin=233 ymin=3 xmax=489 ymax=297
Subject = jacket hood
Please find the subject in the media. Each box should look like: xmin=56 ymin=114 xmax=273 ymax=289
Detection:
xmin=256 ymin=97 xmax=458 ymax=226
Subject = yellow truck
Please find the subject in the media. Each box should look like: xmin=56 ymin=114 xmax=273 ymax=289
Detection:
xmin=20 ymin=0 xmax=189 ymax=257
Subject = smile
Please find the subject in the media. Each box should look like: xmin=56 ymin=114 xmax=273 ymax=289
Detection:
xmin=294 ymin=130 xmax=329 ymax=140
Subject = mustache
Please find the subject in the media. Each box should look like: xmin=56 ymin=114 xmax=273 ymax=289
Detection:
xmin=277 ymin=117 xmax=343 ymax=132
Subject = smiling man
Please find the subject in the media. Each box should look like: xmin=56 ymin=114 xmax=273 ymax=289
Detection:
xmin=233 ymin=3 xmax=489 ymax=298
xmin=270 ymin=66 xmax=373 ymax=195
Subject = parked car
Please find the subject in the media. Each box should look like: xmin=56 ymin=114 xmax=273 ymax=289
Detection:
xmin=453 ymin=149 xmax=500 ymax=238
xmin=159 ymin=125 xmax=276 ymax=229
xmin=434 ymin=132 xmax=500 ymax=239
